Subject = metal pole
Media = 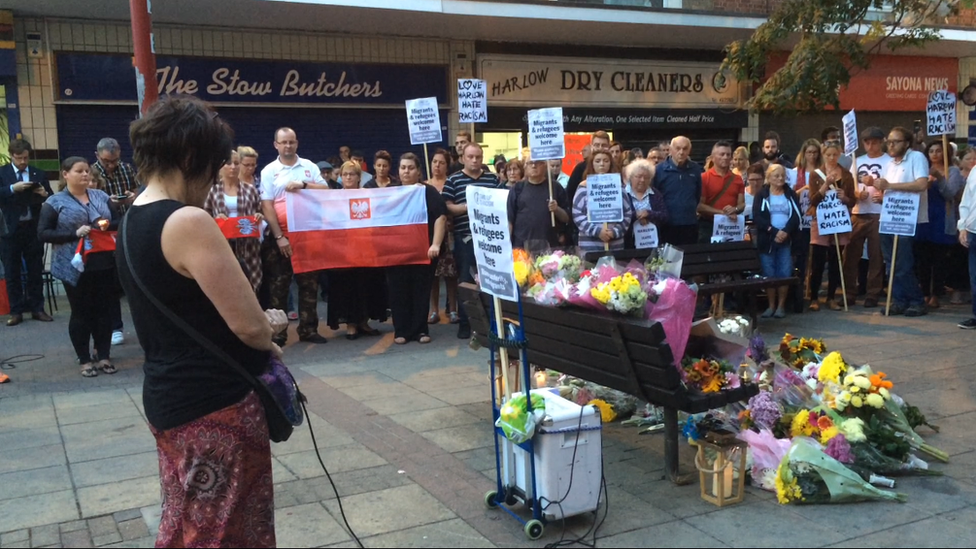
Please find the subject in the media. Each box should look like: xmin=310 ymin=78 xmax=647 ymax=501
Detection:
xmin=129 ymin=0 xmax=158 ymax=117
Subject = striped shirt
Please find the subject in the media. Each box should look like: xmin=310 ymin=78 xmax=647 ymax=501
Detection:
xmin=442 ymin=169 xmax=499 ymax=238
xmin=93 ymin=160 xmax=138 ymax=213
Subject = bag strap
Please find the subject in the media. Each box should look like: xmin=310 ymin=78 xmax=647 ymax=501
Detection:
xmin=707 ymin=172 xmax=736 ymax=208
xmin=120 ymin=214 xmax=267 ymax=395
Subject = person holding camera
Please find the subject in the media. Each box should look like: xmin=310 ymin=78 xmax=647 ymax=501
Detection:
xmin=37 ymin=157 xmax=121 ymax=377
xmin=0 ymin=138 xmax=55 ymax=327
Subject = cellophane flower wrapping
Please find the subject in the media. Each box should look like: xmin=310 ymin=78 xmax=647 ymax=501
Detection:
xmin=739 ymin=428 xmax=791 ymax=491
xmin=495 ymin=393 xmax=547 ymax=444
xmin=776 ymin=438 xmax=907 ymax=504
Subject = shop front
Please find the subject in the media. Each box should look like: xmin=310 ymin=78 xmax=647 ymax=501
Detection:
xmin=53 ymin=52 xmax=450 ymax=163
xmin=476 ymin=54 xmax=749 ymax=167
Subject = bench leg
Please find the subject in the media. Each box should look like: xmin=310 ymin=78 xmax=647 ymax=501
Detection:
xmin=664 ymin=408 xmax=696 ymax=485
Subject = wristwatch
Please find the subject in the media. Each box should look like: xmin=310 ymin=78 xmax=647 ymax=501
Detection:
xmin=302 ymin=182 xmax=308 ymax=189
xmin=276 ymin=234 xmax=287 ymax=241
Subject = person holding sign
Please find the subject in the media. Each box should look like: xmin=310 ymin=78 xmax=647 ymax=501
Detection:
xmin=387 ymin=153 xmax=447 ymax=345
xmin=698 ymin=141 xmax=746 ymax=243
xmin=572 ymin=150 xmax=633 ymax=252
xmin=955 ymin=159 xmax=976 ymax=329
xmin=843 ymin=127 xmax=889 ymax=309
xmin=871 ymin=127 xmax=931 ymax=317
xmin=807 ymin=142 xmax=855 ymax=312
xmin=624 ymin=159 xmax=668 ymax=249
xmin=753 ymin=164 xmax=803 ymax=318
xmin=654 ymin=136 xmax=703 ymax=246
xmin=204 ymin=149 xmax=264 ymax=294
xmin=915 ymin=140 xmax=966 ymax=309
xmin=507 ymin=159 xmax=569 ymax=249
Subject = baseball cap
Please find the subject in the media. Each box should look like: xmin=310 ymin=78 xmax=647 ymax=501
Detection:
xmin=860 ymin=127 xmax=885 ymax=141
xmin=316 ymin=161 xmax=333 ymax=171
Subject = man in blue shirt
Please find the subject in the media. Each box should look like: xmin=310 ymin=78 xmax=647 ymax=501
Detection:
xmin=653 ymin=136 xmax=702 ymax=246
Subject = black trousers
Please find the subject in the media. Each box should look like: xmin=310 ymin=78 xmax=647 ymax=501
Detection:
xmin=0 ymin=222 xmax=44 ymax=315
xmin=63 ymin=270 xmax=117 ymax=363
xmin=915 ymin=241 xmax=954 ymax=298
xmin=387 ymin=263 xmax=435 ymax=341
xmin=809 ymin=243 xmax=842 ymax=302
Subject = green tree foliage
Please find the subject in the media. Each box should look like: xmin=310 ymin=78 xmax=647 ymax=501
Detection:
xmin=723 ymin=0 xmax=973 ymax=115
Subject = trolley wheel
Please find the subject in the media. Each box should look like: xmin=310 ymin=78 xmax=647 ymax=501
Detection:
xmin=484 ymin=490 xmax=500 ymax=509
xmin=505 ymin=490 xmax=519 ymax=506
xmin=524 ymin=519 xmax=544 ymax=540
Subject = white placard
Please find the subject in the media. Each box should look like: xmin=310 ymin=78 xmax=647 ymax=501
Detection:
xmin=528 ymin=107 xmax=565 ymax=160
xmin=405 ymin=97 xmax=442 ymax=145
xmin=842 ymin=110 xmax=857 ymax=156
xmin=634 ymin=223 xmax=659 ymax=249
xmin=816 ymin=190 xmax=853 ymax=236
xmin=585 ymin=174 xmax=623 ymax=223
xmin=926 ymin=90 xmax=956 ymax=136
xmin=467 ymin=186 xmax=518 ymax=302
xmin=457 ymin=79 xmax=487 ymax=124
xmin=712 ymin=215 xmax=745 ymax=242
xmin=879 ymin=191 xmax=920 ymax=237
xmin=798 ymin=189 xmax=812 ymax=230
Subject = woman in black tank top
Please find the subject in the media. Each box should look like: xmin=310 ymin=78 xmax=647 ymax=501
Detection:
xmin=118 ymin=96 xmax=288 ymax=548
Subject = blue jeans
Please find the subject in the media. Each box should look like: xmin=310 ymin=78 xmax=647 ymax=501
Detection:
xmin=454 ymin=235 xmax=477 ymax=328
xmin=881 ymin=233 xmax=924 ymax=308
xmin=969 ymin=232 xmax=976 ymax=318
xmin=759 ymin=242 xmax=793 ymax=279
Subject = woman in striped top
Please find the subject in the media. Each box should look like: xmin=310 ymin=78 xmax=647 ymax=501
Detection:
xmin=572 ymin=150 xmax=633 ymax=252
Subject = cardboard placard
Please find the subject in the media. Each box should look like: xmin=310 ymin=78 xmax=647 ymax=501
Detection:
xmin=712 ymin=215 xmax=745 ymax=242
xmin=467 ymin=186 xmax=518 ymax=302
xmin=634 ymin=222 xmax=659 ymax=249
xmin=457 ymin=79 xmax=487 ymax=124
xmin=815 ymin=190 xmax=853 ymax=236
xmin=842 ymin=109 xmax=858 ymax=155
xmin=926 ymin=90 xmax=956 ymax=136
xmin=879 ymin=191 xmax=920 ymax=237
xmin=585 ymin=173 xmax=624 ymax=223
xmin=528 ymin=107 xmax=565 ymax=161
xmin=405 ymin=97 xmax=442 ymax=145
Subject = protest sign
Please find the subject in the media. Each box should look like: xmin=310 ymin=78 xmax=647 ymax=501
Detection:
xmin=528 ymin=107 xmax=565 ymax=161
xmin=634 ymin=222 xmax=659 ymax=249
xmin=405 ymin=97 xmax=442 ymax=145
xmin=457 ymin=79 xmax=487 ymax=124
xmin=712 ymin=215 xmax=745 ymax=242
xmin=842 ymin=110 xmax=857 ymax=156
xmin=585 ymin=174 xmax=623 ymax=223
xmin=926 ymin=90 xmax=956 ymax=136
xmin=467 ymin=186 xmax=518 ymax=302
xmin=816 ymin=190 xmax=853 ymax=236
xmin=879 ymin=191 xmax=920 ymax=237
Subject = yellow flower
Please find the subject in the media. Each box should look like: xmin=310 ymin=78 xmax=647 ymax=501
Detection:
xmin=852 ymin=375 xmax=872 ymax=390
xmin=790 ymin=410 xmax=816 ymax=438
xmin=513 ymin=261 xmax=531 ymax=287
xmin=865 ymin=393 xmax=885 ymax=408
xmin=775 ymin=464 xmax=803 ymax=504
xmin=818 ymin=352 xmax=847 ymax=384
xmin=851 ymin=395 xmax=863 ymax=408
xmin=841 ymin=418 xmax=867 ymax=443
xmin=587 ymin=399 xmax=617 ymax=423
xmin=701 ymin=375 xmax=725 ymax=393
xmin=819 ymin=426 xmax=840 ymax=445
xmin=590 ymin=283 xmax=611 ymax=304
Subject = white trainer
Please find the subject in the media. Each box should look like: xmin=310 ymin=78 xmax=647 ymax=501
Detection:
xmin=112 ymin=331 xmax=125 ymax=346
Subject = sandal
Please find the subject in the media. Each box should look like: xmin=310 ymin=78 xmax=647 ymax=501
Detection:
xmin=394 ymin=337 xmax=407 ymax=345
xmin=428 ymin=312 xmax=440 ymax=324
xmin=80 ymin=363 xmax=98 ymax=378
xmin=360 ymin=325 xmax=381 ymax=337
xmin=98 ymin=361 xmax=118 ymax=375
xmin=449 ymin=312 xmax=459 ymax=324
xmin=418 ymin=335 xmax=431 ymax=344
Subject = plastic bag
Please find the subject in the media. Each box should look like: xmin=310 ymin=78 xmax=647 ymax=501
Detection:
xmin=647 ymin=277 xmax=697 ymax=369
xmin=738 ymin=429 xmax=791 ymax=491
xmin=496 ymin=393 xmax=546 ymax=444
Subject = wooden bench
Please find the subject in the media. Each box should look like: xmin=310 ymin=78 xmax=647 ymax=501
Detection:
xmin=459 ymin=283 xmax=758 ymax=483
xmin=584 ymin=241 xmax=799 ymax=326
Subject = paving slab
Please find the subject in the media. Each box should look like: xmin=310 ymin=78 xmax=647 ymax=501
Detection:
xmin=824 ymin=515 xmax=972 ymax=548
xmin=420 ymin=425 xmax=495 ymax=454
xmin=69 ymin=452 xmax=158 ymax=489
xmin=321 ymin=484 xmax=456 ymax=538
xmin=598 ymin=519 xmax=730 ymax=548
xmin=274 ymin=503 xmax=350 ymax=548
xmin=361 ymin=392 xmax=449 ymax=416
xmin=0 ymin=444 xmax=66 ymax=475
xmin=275 ymin=443 xmax=388 ymax=479
xmin=0 ymin=490 xmax=78 ymax=533
xmin=76 ymin=476 xmax=160 ymax=518
xmin=362 ymin=518 xmax=494 ymax=548
xmin=0 ymin=425 xmax=61 ymax=452
xmin=388 ymin=406 xmax=483 ymax=433
xmin=60 ymin=417 xmax=154 ymax=464
xmin=0 ymin=465 xmax=72 ymax=501
xmin=56 ymin=401 xmax=144 ymax=426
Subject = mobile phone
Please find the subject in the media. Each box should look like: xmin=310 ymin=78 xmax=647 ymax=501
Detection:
xmin=114 ymin=194 xmax=128 ymax=200
xmin=27 ymin=181 xmax=41 ymax=189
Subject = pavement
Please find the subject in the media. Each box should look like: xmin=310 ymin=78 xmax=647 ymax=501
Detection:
xmin=2 ymin=293 xmax=976 ymax=548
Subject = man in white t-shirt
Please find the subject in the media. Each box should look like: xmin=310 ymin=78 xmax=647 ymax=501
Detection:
xmin=261 ymin=127 xmax=331 ymax=344
xmin=843 ymin=126 xmax=890 ymax=308
xmin=872 ymin=126 xmax=930 ymax=316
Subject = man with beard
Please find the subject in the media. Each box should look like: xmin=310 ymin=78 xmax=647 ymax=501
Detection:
xmin=762 ymin=131 xmax=795 ymax=169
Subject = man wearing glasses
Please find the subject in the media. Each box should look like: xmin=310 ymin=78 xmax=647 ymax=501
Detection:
xmin=870 ymin=126 xmax=931 ymax=316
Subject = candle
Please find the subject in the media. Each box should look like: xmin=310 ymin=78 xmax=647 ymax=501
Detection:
xmin=534 ymin=370 xmax=547 ymax=389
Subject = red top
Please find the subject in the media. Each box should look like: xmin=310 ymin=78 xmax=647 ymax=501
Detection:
xmin=700 ymin=168 xmax=744 ymax=212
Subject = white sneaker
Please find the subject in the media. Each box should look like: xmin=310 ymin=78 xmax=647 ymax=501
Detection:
xmin=112 ymin=331 xmax=124 ymax=345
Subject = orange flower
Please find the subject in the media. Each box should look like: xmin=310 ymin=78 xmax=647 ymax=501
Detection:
xmin=702 ymin=375 xmax=725 ymax=393
xmin=513 ymin=249 xmax=530 ymax=262
xmin=817 ymin=415 xmax=834 ymax=431
xmin=870 ymin=372 xmax=894 ymax=390
xmin=529 ymin=271 xmax=545 ymax=286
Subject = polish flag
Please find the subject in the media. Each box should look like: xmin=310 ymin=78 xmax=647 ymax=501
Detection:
xmin=70 ymin=231 xmax=117 ymax=272
xmin=285 ymin=186 xmax=429 ymax=273
xmin=215 ymin=216 xmax=261 ymax=239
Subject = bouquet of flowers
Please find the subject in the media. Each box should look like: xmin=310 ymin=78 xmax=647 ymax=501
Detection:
xmin=590 ymin=272 xmax=648 ymax=316
xmin=779 ymin=333 xmax=826 ymax=370
xmin=513 ymin=249 xmax=542 ymax=289
xmin=775 ymin=438 xmax=907 ymax=504
xmin=682 ymin=356 xmax=740 ymax=393
xmin=717 ymin=316 xmax=751 ymax=339
xmin=534 ymin=250 xmax=583 ymax=284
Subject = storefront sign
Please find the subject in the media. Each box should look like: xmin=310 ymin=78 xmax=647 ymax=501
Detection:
xmin=842 ymin=110 xmax=857 ymax=156
xmin=55 ymin=52 xmax=449 ymax=106
xmin=458 ymin=79 xmax=487 ymax=123
xmin=468 ymin=187 xmax=518 ymax=302
xmin=586 ymin=174 xmax=624 ymax=223
xmin=816 ymin=190 xmax=853 ymax=236
xmin=879 ymin=191 xmax=920 ymax=236
xmin=478 ymin=55 xmax=740 ymax=108
xmin=712 ymin=215 xmax=745 ymax=242
xmin=487 ymin=107 xmax=748 ymax=132
xmin=528 ymin=108 xmax=565 ymax=161
xmin=926 ymin=90 xmax=956 ymax=136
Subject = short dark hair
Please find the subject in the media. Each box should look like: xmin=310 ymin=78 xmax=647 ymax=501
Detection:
xmin=60 ymin=156 xmax=88 ymax=173
xmin=890 ymin=126 xmax=913 ymax=148
xmin=431 ymin=148 xmax=451 ymax=165
xmin=374 ymin=150 xmax=392 ymax=164
xmin=351 ymin=150 xmax=365 ymax=159
xmin=746 ymin=162 xmax=766 ymax=178
xmin=713 ymin=140 xmax=733 ymax=151
xmin=8 ymin=139 xmax=32 ymax=156
xmin=129 ymin=96 xmax=234 ymax=186
xmin=456 ymin=130 xmax=472 ymax=141
xmin=609 ymin=140 xmax=623 ymax=151
xmin=399 ymin=152 xmax=421 ymax=169
xmin=763 ymin=131 xmax=781 ymax=146
xmin=821 ymin=126 xmax=841 ymax=142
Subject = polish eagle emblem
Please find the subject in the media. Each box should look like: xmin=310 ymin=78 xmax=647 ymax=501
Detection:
xmin=237 ymin=217 xmax=257 ymax=236
xmin=349 ymin=198 xmax=371 ymax=220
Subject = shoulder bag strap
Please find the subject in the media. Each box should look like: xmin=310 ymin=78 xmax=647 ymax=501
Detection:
xmin=707 ymin=173 xmax=736 ymax=208
xmin=120 ymin=215 xmax=267 ymax=395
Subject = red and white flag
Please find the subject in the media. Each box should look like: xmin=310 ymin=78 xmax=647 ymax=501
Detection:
xmin=215 ymin=216 xmax=261 ymax=239
xmin=285 ymin=186 xmax=429 ymax=273
xmin=70 ymin=230 xmax=117 ymax=272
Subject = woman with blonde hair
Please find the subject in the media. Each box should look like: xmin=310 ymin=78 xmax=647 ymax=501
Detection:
xmin=237 ymin=146 xmax=260 ymax=190
xmin=732 ymin=146 xmax=750 ymax=178
xmin=790 ymin=138 xmax=823 ymax=309
xmin=753 ymin=163 xmax=803 ymax=318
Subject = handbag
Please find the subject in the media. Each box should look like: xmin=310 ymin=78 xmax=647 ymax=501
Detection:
xmin=120 ymin=216 xmax=304 ymax=442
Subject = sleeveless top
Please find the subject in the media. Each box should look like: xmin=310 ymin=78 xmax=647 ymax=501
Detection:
xmin=116 ymin=200 xmax=269 ymax=431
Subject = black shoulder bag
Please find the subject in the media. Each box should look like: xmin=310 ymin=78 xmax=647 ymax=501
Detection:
xmin=120 ymin=216 xmax=304 ymax=442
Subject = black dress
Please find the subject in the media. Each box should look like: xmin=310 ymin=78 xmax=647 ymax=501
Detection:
xmin=326 ymin=268 xmax=389 ymax=330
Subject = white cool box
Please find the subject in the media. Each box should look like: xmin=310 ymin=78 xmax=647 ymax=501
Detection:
xmin=509 ymin=390 xmax=603 ymax=521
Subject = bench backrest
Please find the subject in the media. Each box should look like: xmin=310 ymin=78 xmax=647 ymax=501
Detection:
xmin=584 ymin=241 xmax=761 ymax=279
